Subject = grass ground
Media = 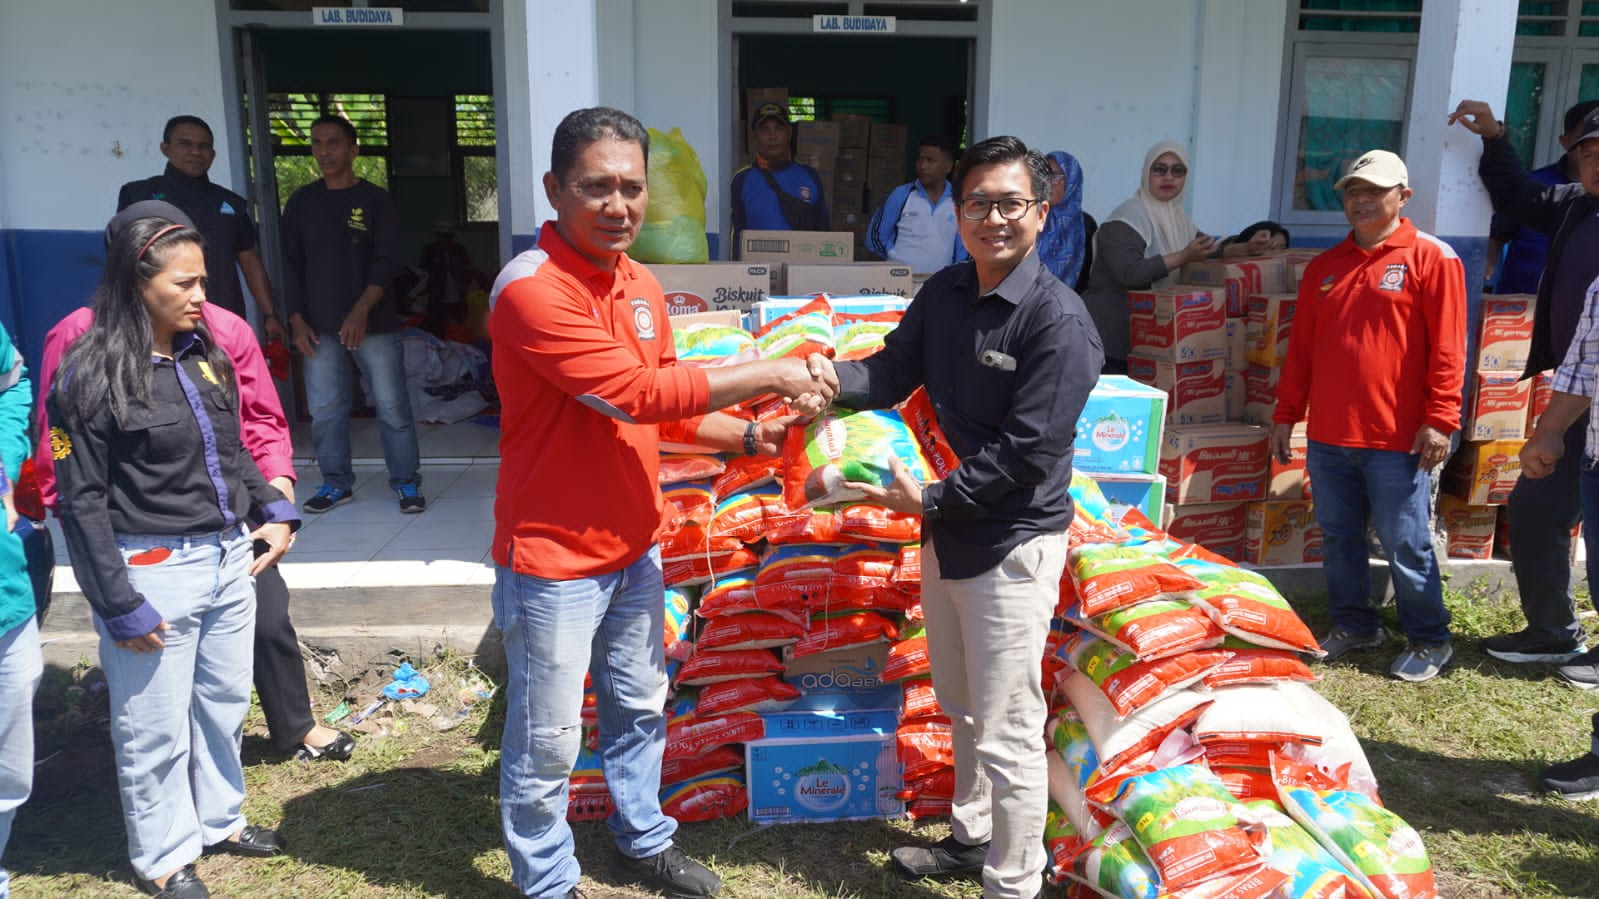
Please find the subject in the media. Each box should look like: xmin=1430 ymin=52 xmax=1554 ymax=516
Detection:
xmin=8 ymin=578 xmax=1599 ymax=898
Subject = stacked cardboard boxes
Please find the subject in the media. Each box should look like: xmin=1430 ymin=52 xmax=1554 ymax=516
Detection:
xmin=1441 ymin=296 xmax=1536 ymax=557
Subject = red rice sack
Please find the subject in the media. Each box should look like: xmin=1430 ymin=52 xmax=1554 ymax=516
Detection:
xmin=755 ymin=296 xmax=834 ymax=360
xmin=659 ymin=453 xmax=726 ymax=484
xmin=1101 ymin=764 xmax=1263 ymax=890
xmin=712 ymin=454 xmax=780 ymax=499
xmin=1044 ymin=800 xmax=1085 ymax=885
xmin=1242 ymin=799 xmax=1374 ymax=899
xmin=789 ymin=610 xmax=900 ymax=657
xmin=662 ymin=478 xmax=715 ymax=527
xmin=710 ymin=484 xmax=788 ymax=542
xmin=1068 ymin=598 xmax=1226 ymax=660
xmin=781 ymin=407 xmax=938 ymax=510
xmin=664 ymin=699 xmax=765 ymax=758
xmin=832 ymin=311 xmax=903 ymax=361
xmin=1202 ymin=647 xmax=1317 ymax=689
xmin=1065 ymin=820 xmax=1161 ymax=899
xmin=660 ymin=773 xmax=748 ymax=823
xmin=897 ymin=719 xmax=954 ymax=782
xmin=1178 ymin=558 xmax=1322 ymax=655
xmin=696 ymin=611 xmax=805 ymax=651
xmin=885 ymin=625 xmax=931 ymax=681
xmin=1273 ymin=757 xmax=1435 ymax=899
xmin=899 ymin=766 xmax=956 ymax=802
xmin=661 ymin=744 xmax=745 ymax=785
xmin=836 ymin=501 xmax=921 ymax=544
xmin=664 ymin=586 xmax=694 ymax=661
xmin=675 ymin=647 xmax=785 ymax=686
xmin=694 ymin=675 xmax=802 ymax=715
xmin=1069 ymin=543 xmax=1205 ymax=616
xmin=763 ymin=508 xmax=845 ymax=546
xmin=900 ymin=677 xmax=943 ymax=722
xmin=1062 ymin=631 xmax=1228 ymax=717
xmin=661 ymin=537 xmax=761 ymax=588
xmin=754 ymin=544 xmax=841 ymax=607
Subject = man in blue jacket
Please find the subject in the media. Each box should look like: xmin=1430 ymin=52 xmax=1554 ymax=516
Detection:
xmin=730 ymin=103 xmax=829 ymax=253
xmin=866 ymin=134 xmax=966 ymax=273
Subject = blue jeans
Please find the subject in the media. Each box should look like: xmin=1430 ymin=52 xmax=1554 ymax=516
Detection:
xmin=492 ymin=547 xmax=675 ymax=898
xmin=0 ymin=616 xmax=41 ymax=899
xmin=301 ymin=330 xmax=420 ymax=491
xmin=1307 ymin=440 xmax=1452 ymax=645
xmin=95 ymin=528 xmax=256 ymax=880
xmin=1580 ymin=458 xmax=1599 ymax=596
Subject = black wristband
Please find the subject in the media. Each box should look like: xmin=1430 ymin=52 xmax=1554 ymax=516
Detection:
xmin=743 ymin=419 xmax=758 ymax=456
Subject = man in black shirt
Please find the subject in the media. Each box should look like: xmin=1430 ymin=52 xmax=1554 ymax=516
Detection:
xmin=809 ymin=136 xmax=1102 ymax=899
xmin=117 ymin=115 xmax=286 ymax=341
xmin=281 ymin=115 xmax=423 ymax=514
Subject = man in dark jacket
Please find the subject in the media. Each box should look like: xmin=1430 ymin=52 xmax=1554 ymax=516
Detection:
xmin=1455 ymin=98 xmax=1599 ymax=801
xmin=1455 ymin=99 xmax=1599 ymax=669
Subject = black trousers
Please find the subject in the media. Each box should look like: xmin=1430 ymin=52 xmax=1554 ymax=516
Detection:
xmin=1506 ymin=412 xmax=1588 ymax=645
xmin=252 ymin=553 xmax=316 ymax=753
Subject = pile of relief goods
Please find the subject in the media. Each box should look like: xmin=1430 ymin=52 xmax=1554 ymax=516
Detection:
xmin=571 ymin=294 xmax=1437 ymax=899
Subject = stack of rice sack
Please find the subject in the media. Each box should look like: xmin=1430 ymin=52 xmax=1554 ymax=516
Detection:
xmin=565 ymin=295 xmax=930 ymax=825
xmin=1042 ymin=476 xmax=1436 ymax=898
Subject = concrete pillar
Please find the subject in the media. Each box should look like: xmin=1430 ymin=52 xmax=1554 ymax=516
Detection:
xmin=508 ymin=0 xmax=601 ymax=251
xmin=1404 ymin=0 xmax=1518 ymax=362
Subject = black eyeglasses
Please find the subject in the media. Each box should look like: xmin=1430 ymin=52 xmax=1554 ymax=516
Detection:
xmin=958 ymin=197 xmax=1041 ymax=221
xmin=1150 ymin=163 xmax=1188 ymax=177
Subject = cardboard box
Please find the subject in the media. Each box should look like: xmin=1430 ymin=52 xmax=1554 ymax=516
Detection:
xmin=1226 ymin=319 xmax=1247 ymax=372
xmin=668 ymin=310 xmax=742 ymax=329
xmin=746 ymin=732 xmax=903 ymax=823
xmin=1160 ymin=423 xmax=1270 ymax=505
xmin=740 ymin=230 xmax=854 ymax=265
xmin=835 ymin=148 xmax=868 ymax=188
xmin=1242 ymin=500 xmax=1323 ymax=566
xmin=656 ymin=263 xmax=771 ymax=314
xmin=1243 ymin=363 xmax=1282 ymax=426
xmin=1178 ymin=257 xmax=1290 ymax=318
xmin=1127 ymin=288 xmax=1227 ymax=362
xmin=869 ymin=122 xmax=908 ymax=159
xmin=1073 ymin=375 xmax=1169 ymax=474
xmin=1437 ymin=493 xmax=1498 ymax=560
xmin=1225 ymin=370 xmax=1245 ymax=422
xmin=1289 ymin=261 xmax=1308 ymax=293
xmin=1165 ymin=501 xmax=1250 ymax=561
xmin=1465 ymin=371 xmax=1531 ymax=441
xmin=1478 ymin=295 xmax=1535 ymax=372
xmin=782 ymin=643 xmax=889 ymax=695
xmin=1528 ymin=370 xmax=1554 ymax=432
xmin=796 ymin=120 xmax=840 ymax=154
xmin=834 ymin=114 xmax=872 ymax=149
xmin=1245 ymin=293 xmax=1297 ymax=368
xmin=868 ymin=175 xmax=904 ymax=208
xmin=867 ymin=154 xmax=903 ymax=183
xmin=1268 ymin=423 xmax=1310 ymax=501
xmin=1443 ymin=439 xmax=1524 ymax=505
xmin=783 ymin=262 xmax=913 ymax=298
xmin=1091 ymin=472 xmax=1166 ymax=526
xmin=1128 ymin=356 xmax=1227 ymax=426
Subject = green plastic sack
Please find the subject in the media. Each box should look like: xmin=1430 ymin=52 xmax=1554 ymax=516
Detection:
xmin=634 ymin=127 xmax=709 ymax=263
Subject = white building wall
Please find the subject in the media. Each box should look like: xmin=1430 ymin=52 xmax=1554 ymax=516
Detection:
xmin=627 ymin=1 xmax=723 ymax=238
xmin=986 ymin=0 xmax=1286 ymax=236
xmin=0 ymin=0 xmax=231 ymax=230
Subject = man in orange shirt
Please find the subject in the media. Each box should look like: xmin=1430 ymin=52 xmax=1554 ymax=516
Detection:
xmin=486 ymin=107 xmax=827 ymax=899
xmin=1270 ymin=149 xmax=1465 ymax=683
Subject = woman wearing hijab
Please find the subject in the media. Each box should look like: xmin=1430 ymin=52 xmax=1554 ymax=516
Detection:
xmin=1083 ymin=141 xmax=1220 ymax=371
xmin=1038 ymin=151 xmax=1095 ymax=291
xmin=49 ymin=216 xmax=298 ymax=898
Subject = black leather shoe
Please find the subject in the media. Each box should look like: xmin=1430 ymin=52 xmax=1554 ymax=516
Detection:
xmin=890 ymin=834 xmax=989 ymax=879
xmin=295 ymin=730 xmax=356 ymax=762
xmin=205 ymin=825 xmax=284 ymax=858
xmin=137 ymin=864 xmax=210 ymax=898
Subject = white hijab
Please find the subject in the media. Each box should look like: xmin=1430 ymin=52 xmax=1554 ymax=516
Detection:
xmin=1105 ymin=141 xmax=1199 ymax=286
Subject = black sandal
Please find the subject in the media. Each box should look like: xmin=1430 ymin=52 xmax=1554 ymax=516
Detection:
xmin=295 ymin=730 xmax=356 ymax=762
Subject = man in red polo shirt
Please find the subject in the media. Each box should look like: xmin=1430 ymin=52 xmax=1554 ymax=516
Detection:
xmin=486 ymin=107 xmax=827 ymax=899
xmin=1271 ymin=149 xmax=1466 ymax=683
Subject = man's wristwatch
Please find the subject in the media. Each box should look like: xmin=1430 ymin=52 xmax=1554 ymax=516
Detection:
xmin=743 ymin=419 xmax=758 ymax=456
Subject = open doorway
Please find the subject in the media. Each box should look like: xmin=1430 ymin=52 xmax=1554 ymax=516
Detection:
xmin=238 ymin=27 xmax=502 ymax=460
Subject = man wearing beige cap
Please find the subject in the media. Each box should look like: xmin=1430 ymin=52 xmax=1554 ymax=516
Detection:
xmin=729 ymin=102 xmax=829 ymax=254
xmin=1271 ymin=148 xmax=1466 ymax=682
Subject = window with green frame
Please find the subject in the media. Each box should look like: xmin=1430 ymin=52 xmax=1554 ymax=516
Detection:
xmin=455 ymin=93 xmax=498 ymax=223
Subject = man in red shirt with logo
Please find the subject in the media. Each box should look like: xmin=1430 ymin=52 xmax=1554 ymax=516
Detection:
xmin=1271 ymin=149 xmax=1466 ymax=683
xmin=486 ymin=107 xmax=828 ymax=899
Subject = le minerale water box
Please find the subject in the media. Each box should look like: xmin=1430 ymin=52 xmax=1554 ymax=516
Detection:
xmin=1074 ymin=375 xmax=1168 ymax=475
xmin=1090 ymin=472 xmax=1165 ymax=525
xmin=746 ymin=733 xmax=904 ymax=823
